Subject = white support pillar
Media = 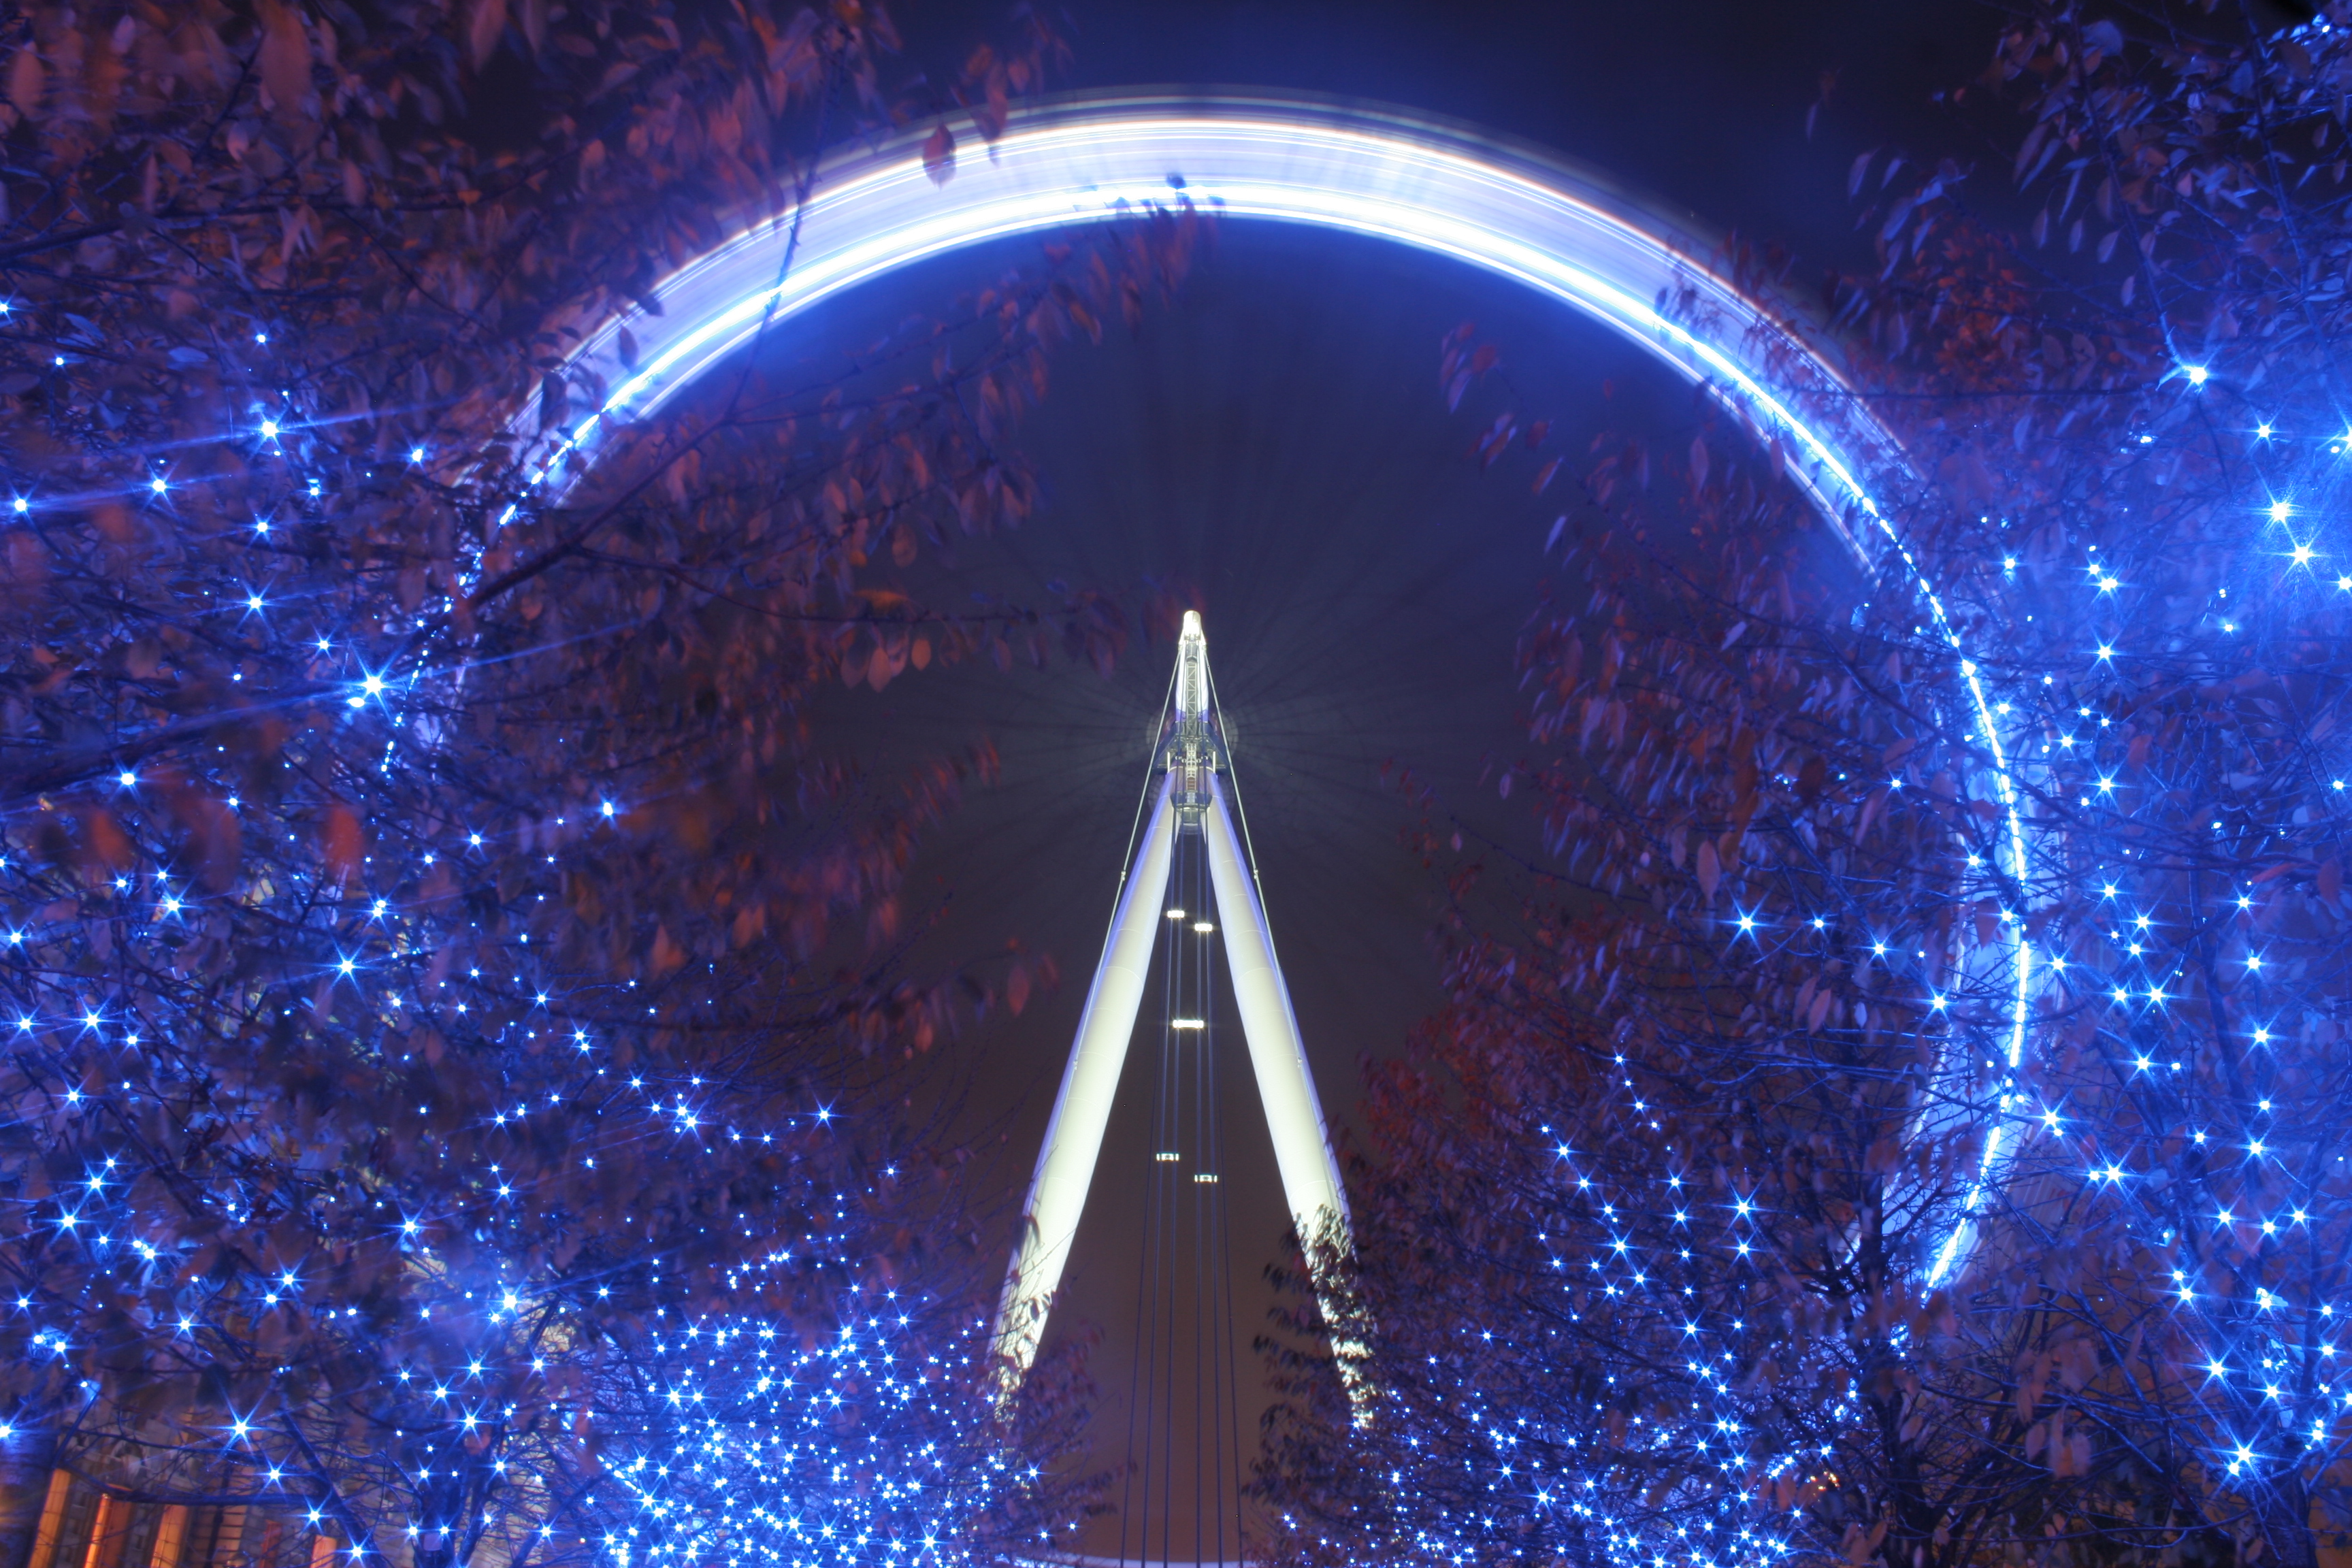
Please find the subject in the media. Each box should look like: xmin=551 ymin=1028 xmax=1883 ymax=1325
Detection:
xmin=992 ymin=774 xmax=1177 ymax=1384
xmin=1200 ymin=774 xmax=1348 ymax=1241
xmin=1203 ymin=772 xmax=1368 ymax=1421
xmin=991 ymin=612 xmax=1358 ymax=1409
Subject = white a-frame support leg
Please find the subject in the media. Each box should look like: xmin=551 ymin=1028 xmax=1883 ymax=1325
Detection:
xmin=993 ymin=615 xmax=1350 ymax=1391
xmin=1199 ymin=771 xmax=1348 ymax=1237
xmin=992 ymin=772 xmax=1178 ymax=1382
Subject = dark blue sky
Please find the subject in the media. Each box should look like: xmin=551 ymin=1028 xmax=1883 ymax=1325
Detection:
xmin=781 ymin=0 xmax=2012 ymax=1550
xmin=897 ymin=0 xmax=2006 ymax=263
xmin=791 ymin=216 xmax=1692 ymax=1558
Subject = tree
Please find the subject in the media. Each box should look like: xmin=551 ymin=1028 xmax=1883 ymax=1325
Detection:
xmin=0 ymin=3 xmax=1192 ymax=1564
xmin=1258 ymin=4 xmax=2352 ymax=1566
xmin=1258 ymin=429 xmax=2006 ymax=1568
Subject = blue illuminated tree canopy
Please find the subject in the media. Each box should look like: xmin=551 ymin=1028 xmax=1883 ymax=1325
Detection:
xmin=1258 ymin=7 xmax=2352 ymax=1568
xmin=0 ymin=4 xmax=1181 ymax=1566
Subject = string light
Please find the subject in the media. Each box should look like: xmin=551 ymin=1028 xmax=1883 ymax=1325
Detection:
xmin=10 ymin=82 xmax=2340 ymax=1568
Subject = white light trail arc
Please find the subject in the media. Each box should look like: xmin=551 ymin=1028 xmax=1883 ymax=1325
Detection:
xmin=523 ymin=92 xmax=2030 ymax=1288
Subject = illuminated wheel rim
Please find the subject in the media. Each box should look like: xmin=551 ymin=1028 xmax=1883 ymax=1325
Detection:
xmin=523 ymin=91 xmax=2032 ymax=1284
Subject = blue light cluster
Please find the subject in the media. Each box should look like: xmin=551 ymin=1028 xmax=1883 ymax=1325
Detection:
xmin=0 ymin=287 xmax=1056 ymax=1567
xmin=598 ymin=1310 xmax=1071 ymax=1568
xmin=1267 ymin=77 xmax=2352 ymax=1563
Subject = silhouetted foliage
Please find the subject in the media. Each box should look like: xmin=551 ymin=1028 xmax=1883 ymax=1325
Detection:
xmin=1259 ymin=5 xmax=2352 ymax=1568
xmin=0 ymin=1 xmax=1194 ymax=1563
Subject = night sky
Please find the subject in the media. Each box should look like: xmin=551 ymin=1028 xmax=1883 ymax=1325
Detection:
xmin=768 ymin=0 xmax=2004 ymax=1552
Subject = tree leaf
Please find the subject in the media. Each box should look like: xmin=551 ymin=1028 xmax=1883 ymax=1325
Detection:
xmin=922 ymin=123 xmax=956 ymax=186
xmin=256 ymin=0 xmax=311 ymax=122
xmin=6 ymin=44 xmax=42 ymax=120
xmin=465 ymin=0 xmax=508 ymax=71
xmin=321 ymin=804 xmax=363 ymax=885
